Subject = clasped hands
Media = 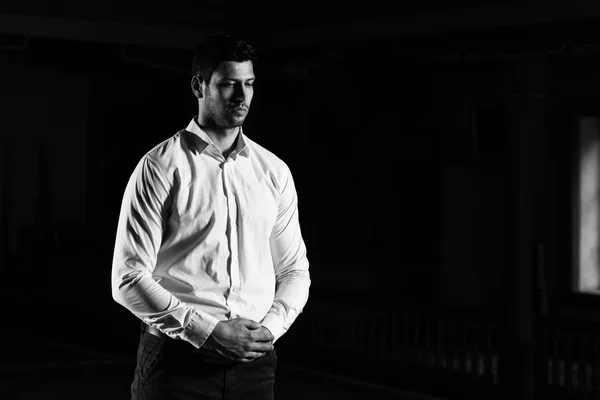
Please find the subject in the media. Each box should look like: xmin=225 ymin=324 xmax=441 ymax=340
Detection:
xmin=202 ymin=318 xmax=274 ymax=363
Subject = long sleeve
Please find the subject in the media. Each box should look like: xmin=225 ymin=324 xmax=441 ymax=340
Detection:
xmin=111 ymin=156 xmax=219 ymax=349
xmin=261 ymin=166 xmax=311 ymax=342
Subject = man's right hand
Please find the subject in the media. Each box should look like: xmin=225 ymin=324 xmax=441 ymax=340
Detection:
xmin=203 ymin=318 xmax=274 ymax=363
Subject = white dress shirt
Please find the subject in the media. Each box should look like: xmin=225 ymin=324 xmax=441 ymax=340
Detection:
xmin=111 ymin=118 xmax=310 ymax=349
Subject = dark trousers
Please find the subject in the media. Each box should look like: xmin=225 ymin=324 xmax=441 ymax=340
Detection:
xmin=131 ymin=324 xmax=277 ymax=400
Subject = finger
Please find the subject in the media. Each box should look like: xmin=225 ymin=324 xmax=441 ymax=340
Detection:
xmin=237 ymin=318 xmax=262 ymax=330
xmin=252 ymin=328 xmax=274 ymax=342
xmin=247 ymin=341 xmax=274 ymax=352
xmin=240 ymin=351 xmax=267 ymax=361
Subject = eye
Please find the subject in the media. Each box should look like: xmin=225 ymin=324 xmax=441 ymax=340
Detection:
xmin=246 ymin=82 xmax=254 ymax=88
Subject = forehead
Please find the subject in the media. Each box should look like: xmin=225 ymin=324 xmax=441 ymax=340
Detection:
xmin=211 ymin=61 xmax=255 ymax=81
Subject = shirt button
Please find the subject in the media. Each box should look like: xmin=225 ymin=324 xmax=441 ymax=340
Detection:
xmin=231 ymin=286 xmax=238 ymax=293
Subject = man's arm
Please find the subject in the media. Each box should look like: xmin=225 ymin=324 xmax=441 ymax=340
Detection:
xmin=261 ymin=165 xmax=311 ymax=342
xmin=111 ymin=156 xmax=219 ymax=349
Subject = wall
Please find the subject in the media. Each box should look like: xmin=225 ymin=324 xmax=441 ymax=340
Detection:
xmin=255 ymin=46 xmax=445 ymax=306
xmin=0 ymin=40 xmax=195 ymax=352
xmin=0 ymin=36 xmax=512 ymax=342
xmin=0 ymin=57 xmax=88 ymax=244
xmin=1 ymin=23 xmax=596 ymax=360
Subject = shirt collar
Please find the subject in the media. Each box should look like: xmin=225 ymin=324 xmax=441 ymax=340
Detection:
xmin=186 ymin=118 xmax=251 ymax=159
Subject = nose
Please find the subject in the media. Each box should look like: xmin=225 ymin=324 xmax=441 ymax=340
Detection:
xmin=234 ymin=83 xmax=248 ymax=103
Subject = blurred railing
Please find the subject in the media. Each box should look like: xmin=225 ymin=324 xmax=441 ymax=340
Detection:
xmin=276 ymin=290 xmax=501 ymax=398
xmin=277 ymin=290 xmax=600 ymax=399
xmin=542 ymin=320 xmax=600 ymax=399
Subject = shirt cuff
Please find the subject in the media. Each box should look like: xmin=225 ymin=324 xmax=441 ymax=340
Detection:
xmin=181 ymin=309 xmax=220 ymax=349
xmin=260 ymin=312 xmax=285 ymax=343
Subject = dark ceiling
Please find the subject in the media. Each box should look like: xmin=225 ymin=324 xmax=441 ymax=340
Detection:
xmin=0 ymin=0 xmax=511 ymax=32
xmin=1 ymin=0 xmax=600 ymax=53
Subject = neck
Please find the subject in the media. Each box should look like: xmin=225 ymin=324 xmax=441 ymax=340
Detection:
xmin=196 ymin=117 xmax=239 ymax=159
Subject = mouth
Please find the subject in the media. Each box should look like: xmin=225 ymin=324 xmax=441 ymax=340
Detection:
xmin=231 ymin=106 xmax=248 ymax=115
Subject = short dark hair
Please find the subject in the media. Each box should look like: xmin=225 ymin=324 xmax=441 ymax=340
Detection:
xmin=191 ymin=34 xmax=257 ymax=83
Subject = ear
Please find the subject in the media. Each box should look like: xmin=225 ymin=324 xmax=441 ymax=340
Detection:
xmin=191 ymin=75 xmax=203 ymax=99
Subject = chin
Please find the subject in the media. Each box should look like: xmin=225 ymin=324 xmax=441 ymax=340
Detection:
xmin=228 ymin=118 xmax=246 ymax=128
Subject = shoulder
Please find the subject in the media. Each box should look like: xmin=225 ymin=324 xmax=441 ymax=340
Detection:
xmin=125 ymin=130 xmax=190 ymax=191
xmin=245 ymin=137 xmax=298 ymax=196
xmin=140 ymin=130 xmax=188 ymax=174
xmin=246 ymin=136 xmax=291 ymax=178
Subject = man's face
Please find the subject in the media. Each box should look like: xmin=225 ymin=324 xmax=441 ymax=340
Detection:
xmin=202 ymin=60 xmax=255 ymax=129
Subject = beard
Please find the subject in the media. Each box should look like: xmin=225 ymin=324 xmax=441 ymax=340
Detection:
xmin=204 ymin=92 xmax=248 ymax=129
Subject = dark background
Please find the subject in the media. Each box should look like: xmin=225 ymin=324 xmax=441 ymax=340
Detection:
xmin=3 ymin=1 xmax=600 ymax=399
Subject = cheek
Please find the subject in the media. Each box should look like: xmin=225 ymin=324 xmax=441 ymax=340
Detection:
xmin=220 ymin=88 xmax=235 ymax=99
xmin=210 ymin=94 xmax=227 ymax=108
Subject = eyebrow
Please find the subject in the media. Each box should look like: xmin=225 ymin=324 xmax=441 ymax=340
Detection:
xmin=218 ymin=77 xmax=256 ymax=82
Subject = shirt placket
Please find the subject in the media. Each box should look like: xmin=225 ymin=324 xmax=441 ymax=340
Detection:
xmin=222 ymin=157 xmax=240 ymax=315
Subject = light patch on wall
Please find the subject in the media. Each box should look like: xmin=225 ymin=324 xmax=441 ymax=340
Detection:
xmin=578 ymin=116 xmax=600 ymax=292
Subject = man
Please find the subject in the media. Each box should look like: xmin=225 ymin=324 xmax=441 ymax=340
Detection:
xmin=111 ymin=33 xmax=311 ymax=400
